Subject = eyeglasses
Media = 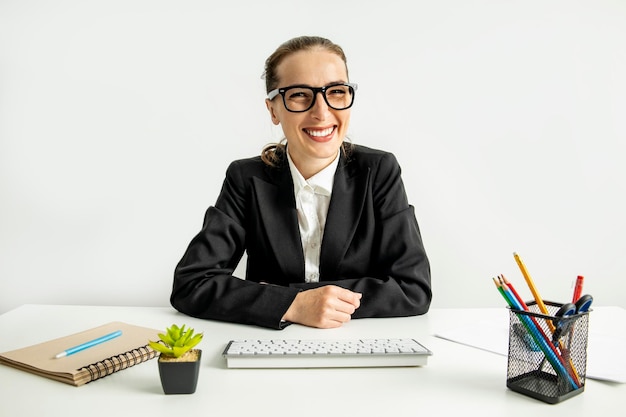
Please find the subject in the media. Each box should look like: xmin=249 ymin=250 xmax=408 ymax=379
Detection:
xmin=267 ymin=82 xmax=358 ymax=113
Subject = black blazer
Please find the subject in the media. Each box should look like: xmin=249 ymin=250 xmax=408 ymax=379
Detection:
xmin=171 ymin=144 xmax=431 ymax=329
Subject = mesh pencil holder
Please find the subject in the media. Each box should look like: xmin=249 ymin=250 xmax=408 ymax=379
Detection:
xmin=506 ymin=301 xmax=590 ymax=404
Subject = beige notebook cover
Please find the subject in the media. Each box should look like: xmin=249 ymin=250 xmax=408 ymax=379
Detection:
xmin=0 ymin=321 xmax=161 ymax=386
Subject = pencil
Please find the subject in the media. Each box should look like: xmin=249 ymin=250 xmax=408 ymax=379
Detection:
xmin=499 ymin=275 xmax=528 ymax=309
xmin=572 ymin=275 xmax=584 ymax=303
xmin=513 ymin=253 xmax=554 ymax=331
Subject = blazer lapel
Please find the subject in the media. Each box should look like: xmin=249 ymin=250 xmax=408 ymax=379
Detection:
xmin=252 ymin=167 xmax=305 ymax=281
xmin=320 ymin=155 xmax=370 ymax=279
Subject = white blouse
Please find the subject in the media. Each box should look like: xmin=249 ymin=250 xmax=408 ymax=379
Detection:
xmin=287 ymin=149 xmax=339 ymax=283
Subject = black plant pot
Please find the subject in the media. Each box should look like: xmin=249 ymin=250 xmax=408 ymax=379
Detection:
xmin=157 ymin=349 xmax=202 ymax=394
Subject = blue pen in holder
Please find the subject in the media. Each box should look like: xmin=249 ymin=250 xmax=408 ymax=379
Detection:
xmin=506 ymin=300 xmax=591 ymax=404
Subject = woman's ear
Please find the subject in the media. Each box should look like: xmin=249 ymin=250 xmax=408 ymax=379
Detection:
xmin=265 ymin=99 xmax=281 ymax=125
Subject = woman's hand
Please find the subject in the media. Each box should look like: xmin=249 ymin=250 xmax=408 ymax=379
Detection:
xmin=282 ymin=285 xmax=362 ymax=328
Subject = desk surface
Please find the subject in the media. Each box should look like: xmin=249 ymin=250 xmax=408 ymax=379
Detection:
xmin=0 ymin=304 xmax=623 ymax=416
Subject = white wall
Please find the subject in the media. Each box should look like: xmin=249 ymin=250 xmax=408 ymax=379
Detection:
xmin=1 ymin=0 xmax=625 ymax=314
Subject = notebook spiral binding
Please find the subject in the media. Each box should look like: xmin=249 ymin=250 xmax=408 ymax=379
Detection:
xmin=78 ymin=345 xmax=158 ymax=384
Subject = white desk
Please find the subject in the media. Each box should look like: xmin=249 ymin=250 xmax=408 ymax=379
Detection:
xmin=0 ymin=304 xmax=623 ymax=416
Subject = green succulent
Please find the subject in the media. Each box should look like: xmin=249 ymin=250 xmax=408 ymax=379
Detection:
xmin=149 ymin=324 xmax=203 ymax=358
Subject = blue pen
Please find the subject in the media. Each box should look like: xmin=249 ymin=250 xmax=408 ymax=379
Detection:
xmin=54 ymin=330 xmax=123 ymax=358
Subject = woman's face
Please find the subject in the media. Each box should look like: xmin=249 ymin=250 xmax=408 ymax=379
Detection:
xmin=265 ymin=49 xmax=351 ymax=178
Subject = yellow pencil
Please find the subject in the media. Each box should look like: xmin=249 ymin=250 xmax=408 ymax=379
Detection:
xmin=513 ymin=252 xmax=554 ymax=331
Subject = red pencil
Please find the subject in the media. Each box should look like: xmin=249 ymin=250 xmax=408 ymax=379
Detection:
xmin=572 ymin=275 xmax=584 ymax=303
xmin=499 ymin=274 xmax=529 ymax=310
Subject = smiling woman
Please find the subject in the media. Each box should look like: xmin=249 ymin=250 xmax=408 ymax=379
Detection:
xmin=170 ymin=35 xmax=432 ymax=330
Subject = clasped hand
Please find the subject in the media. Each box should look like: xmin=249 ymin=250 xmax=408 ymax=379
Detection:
xmin=282 ymin=285 xmax=362 ymax=329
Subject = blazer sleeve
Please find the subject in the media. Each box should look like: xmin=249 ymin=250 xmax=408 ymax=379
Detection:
xmin=170 ymin=161 xmax=300 ymax=329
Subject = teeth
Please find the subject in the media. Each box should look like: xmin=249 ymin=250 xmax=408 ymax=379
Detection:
xmin=306 ymin=127 xmax=334 ymax=137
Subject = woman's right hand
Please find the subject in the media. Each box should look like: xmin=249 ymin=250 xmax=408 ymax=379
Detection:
xmin=282 ymin=285 xmax=362 ymax=328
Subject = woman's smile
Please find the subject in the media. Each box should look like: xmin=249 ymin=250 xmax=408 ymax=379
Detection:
xmin=304 ymin=126 xmax=336 ymax=142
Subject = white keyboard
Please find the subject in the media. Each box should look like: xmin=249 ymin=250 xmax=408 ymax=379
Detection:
xmin=222 ymin=338 xmax=432 ymax=368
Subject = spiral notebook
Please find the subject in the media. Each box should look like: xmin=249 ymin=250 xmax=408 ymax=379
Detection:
xmin=0 ymin=321 xmax=161 ymax=386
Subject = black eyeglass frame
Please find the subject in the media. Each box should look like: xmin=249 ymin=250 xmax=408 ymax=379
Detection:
xmin=267 ymin=82 xmax=358 ymax=113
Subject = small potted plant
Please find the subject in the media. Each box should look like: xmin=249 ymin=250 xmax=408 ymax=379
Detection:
xmin=149 ymin=324 xmax=203 ymax=394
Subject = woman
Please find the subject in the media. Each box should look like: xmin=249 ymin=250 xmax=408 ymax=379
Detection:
xmin=170 ymin=36 xmax=431 ymax=329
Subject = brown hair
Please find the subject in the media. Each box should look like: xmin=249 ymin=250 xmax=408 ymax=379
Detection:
xmin=263 ymin=35 xmax=349 ymax=94
xmin=261 ymin=36 xmax=354 ymax=167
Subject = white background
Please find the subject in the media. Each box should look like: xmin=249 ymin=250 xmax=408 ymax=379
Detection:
xmin=1 ymin=0 xmax=625 ymax=315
